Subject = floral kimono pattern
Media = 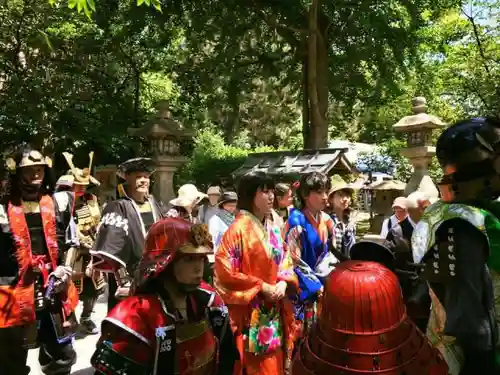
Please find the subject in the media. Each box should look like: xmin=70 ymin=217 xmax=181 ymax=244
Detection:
xmin=286 ymin=209 xmax=337 ymax=337
xmin=214 ymin=210 xmax=298 ymax=375
xmin=412 ymin=200 xmax=500 ymax=371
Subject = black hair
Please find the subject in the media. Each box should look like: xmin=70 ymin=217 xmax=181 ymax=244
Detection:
xmin=237 ymin=171 xmax=275 ymax=212
xmin=296 ymin=172 xmax=330 ymax=207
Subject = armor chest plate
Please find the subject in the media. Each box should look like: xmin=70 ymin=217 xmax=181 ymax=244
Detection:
xmin=75 ymin=200 xmax=100 ymax=233
xmin=173 ymin=320 xmax=217 ymax=375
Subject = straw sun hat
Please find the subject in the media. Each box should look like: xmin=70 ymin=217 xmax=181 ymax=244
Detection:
xmin=328 ymin=174 xmax=355 ymax=197
xmin=169 ymin=184 xmax=208 ymax=208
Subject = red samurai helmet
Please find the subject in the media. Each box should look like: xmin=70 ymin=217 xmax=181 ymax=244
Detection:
xmin=292 ymin=261 xmax=448 ymax=375
xmin=135 ymin=218 xmax=213 ymax=289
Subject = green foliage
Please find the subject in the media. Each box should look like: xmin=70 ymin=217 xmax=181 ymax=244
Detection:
xmin=175 ymin=129 xmax=277 ymax=190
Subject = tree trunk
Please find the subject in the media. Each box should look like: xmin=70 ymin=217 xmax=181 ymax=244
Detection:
xmin=301 ymin=56 xmax=310 ymax=147
xmin=304 ymin=0 xmax=329 ymax=149
xmin=225 ymin=75 xmax=240 ymax=143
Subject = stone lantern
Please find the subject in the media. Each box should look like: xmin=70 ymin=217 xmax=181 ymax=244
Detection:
xmin=128 ymin=101 xmax=194 ymax=203
xmin=393 ymin=97 xmax=445 ymax=197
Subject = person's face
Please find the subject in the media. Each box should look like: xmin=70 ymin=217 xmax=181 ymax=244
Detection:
xmin=253 ymin=187 xmax=274 ymax=216
xmin=222 ymin=201 xmax=237 ymax=214
xmin=20 ymin=165 xmax=45 ymax=186
xmin=438 ymin=164 xmax=456 ymax=202
xmin=393 ymin=206 xmax=407 ymax=221
xmin=73 ymin=183 xmax=86 ymax=197
xmin=278 ymin=189 xmax=293 ymax=208
xmin=330 ymin=190 xmax=351 ymax=211
xmin=125 ymin=171 xmax=150 ymax=194
xmin=305 ymin=189 xmax=328 ymax=212
xmin=172 ymin=254 xmax=206 ymax=290
xmin=208 ymin=194 xmax=220 ymax=206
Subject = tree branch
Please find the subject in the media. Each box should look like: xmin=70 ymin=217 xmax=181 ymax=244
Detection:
xmin=462 ymin=9 xmax=491 ymax=75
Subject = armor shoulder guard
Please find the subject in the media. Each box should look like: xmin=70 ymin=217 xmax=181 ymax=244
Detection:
xmin=197 ymin=282 xmax=229 ymax=317
xmin=412 ymin=201 xmax=487 ymax=264
xmin=105 ymin=295 xmax=166 ymax=346
xmin=91 ymin=340 xmax=149 ymax=375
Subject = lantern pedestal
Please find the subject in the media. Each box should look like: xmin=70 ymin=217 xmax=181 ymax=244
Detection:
xmin=128 ymin=101 xmax=194 ymax=205
xmin=154 ymin=156 xmax=188 ymax=203
xmin=393 ymin=97 xmax=445 ymax=198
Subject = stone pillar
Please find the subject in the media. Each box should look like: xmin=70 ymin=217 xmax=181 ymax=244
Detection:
xmin=128 ymin=101 xmax=194 ymax=204
xmin=393 ymin=97 xmax=445 ymax=197
xmin=154 ymin=156 xmax=188 ymax=203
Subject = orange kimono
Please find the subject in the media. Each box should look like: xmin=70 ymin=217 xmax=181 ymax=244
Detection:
xmin=214 ymin=210 xmax=298 ymax=375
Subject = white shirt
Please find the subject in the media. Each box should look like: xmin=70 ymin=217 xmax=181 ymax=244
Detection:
xmin=380 ymin=215 xmax=398 ymax=238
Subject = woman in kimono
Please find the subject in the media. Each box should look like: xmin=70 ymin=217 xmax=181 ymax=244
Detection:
xmin=286 ymin=172 xmax=337 ymax=340
xmin=214 ymin=171 xmax=298 ymax=375
xmin=274 ymin=183 xmax=294 ymax=222
xmin=326 ymin=174 xmax=357 ymax=257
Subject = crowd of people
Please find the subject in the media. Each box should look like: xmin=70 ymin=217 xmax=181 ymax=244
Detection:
xmin=0 ymin=117 xmax=499 ymax=375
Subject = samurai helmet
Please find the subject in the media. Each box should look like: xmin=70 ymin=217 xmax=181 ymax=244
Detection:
xmin=436 ymin=117 xmax=500 ymax=201
xmin=5 ymin=148 xmax=52 ymax=172
xmin=62 ymin=151 xmax=100 ymax=186
xmin=135 ymin=218 xmax=213 ymax=289
xmin=292 ymin=261 xmax=448 ymax=375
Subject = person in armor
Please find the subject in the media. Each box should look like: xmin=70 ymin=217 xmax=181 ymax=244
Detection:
xmin=0 ymin=147 xmax=79 ymax=375
xmin=291 ymin=260 xmax=448 ymax=375
xmin=91 ymin=157 xmax=163 ymax=311
xmin=56 ymin=151 xmax=106 ymax=335
xmin=411 ymin=117 xmax=500 ymax=375
xmin=91 ymin=217 xmax=238 ymax=375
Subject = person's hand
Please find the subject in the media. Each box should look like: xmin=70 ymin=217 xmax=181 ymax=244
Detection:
xmin=49 ymin=266 xmax=73 ymax=293
xmin=261 ymin=282 xmax=276 ymax=301
xmin=273 ymin=281 xmax=288 ymax=300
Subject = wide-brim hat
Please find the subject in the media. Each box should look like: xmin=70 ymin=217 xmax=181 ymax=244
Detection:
xmin=218 ymin=191 xmax=238 ymax=207
xmin=117 ymin=157 xmax=156 ymax=179
xmin=169 ymin=184 xmax=208 ymax=208
xmin=328 ymin=174 xmax=354 ymax=196
xmin=207 ymin=186 xmax=221 ymax=196
xmin=349 ymin=240 xmax=396 ymax=270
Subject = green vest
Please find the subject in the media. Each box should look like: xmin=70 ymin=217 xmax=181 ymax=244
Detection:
xmin=412 ymin=200 xmax=500 ymax=273
xmin=412 ymin=200 xmax=500 ymax=368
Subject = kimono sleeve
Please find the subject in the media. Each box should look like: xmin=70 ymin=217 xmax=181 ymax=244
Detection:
xmin=286 ymin=225 xmax=322 ymax=301
xmin=214 ymin=222 xmax=264 ymax=305
xmin=91 ymin=201 xmax=129 ymax=270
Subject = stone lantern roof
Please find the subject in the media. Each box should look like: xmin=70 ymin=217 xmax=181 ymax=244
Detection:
xmin=128 ymin=101 xmax=195 ymax=140
xmin=393 ymin=97 xmax=446 ymax=132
